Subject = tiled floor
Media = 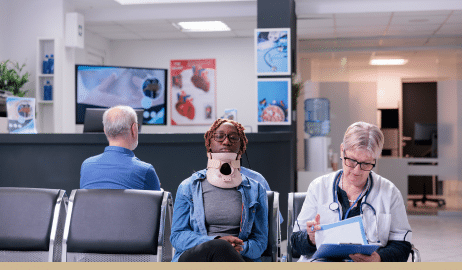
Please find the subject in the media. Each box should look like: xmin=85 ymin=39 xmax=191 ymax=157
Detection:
xmin=408 ymin=211 xmax=462 ymax=262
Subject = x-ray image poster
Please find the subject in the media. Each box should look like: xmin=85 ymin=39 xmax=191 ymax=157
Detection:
xmin=257 ymin=78 xmax=291 ymax=125
xmin=6 ymin=97 xmax=37 ymax=133
xmin=170 ymin=59 xmax=217 ymax=126
xmin=255 ymin=28 xmax=291 ymax=76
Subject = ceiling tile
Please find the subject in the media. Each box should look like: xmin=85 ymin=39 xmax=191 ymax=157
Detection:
xmin=380 ymin=38 xmax=429 ymax=47
xmin=225 ymin=20 xmax=256 ymax=30
xmin=233 ymin=29 xmax=255 ymax=37
xmin=137 ymin=31 xmax=188 ymax=39
xmin=446 ymin=14 xmax=462 ymax=24
xmin=184 ymin=31 xmax=236 ymax=39
xmin=120 ymin=22 xmax=176 ymax=32
xmin=391 ymin=15 xmax=447 ymax=26
xmin=99 ymin=32 xmax=143 ymax=40
xmin=297 ymin=18 xmax=333 ymax=28
xmin=393 ymin=10 xmax=453 ymax=17
xmin=335 ymin=16 xmax=390 ymax=27
xmin=437 ymin=23 xmax=462 ymax=35
xmin=335 ymin=12 xmax=392 ymax=18
xmin=86 ymin=24 xmax=128 ymax=33
xmin=425 ymin=37 xmax=462 ymax=46
xmin=297 ymin=28 xmax=336 ymax=39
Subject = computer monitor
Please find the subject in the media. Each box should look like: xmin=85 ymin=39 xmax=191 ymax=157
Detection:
xmin=83 ymin=108 xmax=143 ymax=133
xmin=414 ymin=122 xmax=437 ymax=145
xmin=75 ymin=64 xmax=167 ymax=125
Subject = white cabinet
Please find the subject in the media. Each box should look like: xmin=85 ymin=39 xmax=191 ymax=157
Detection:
xmin=36 ymin=38 xmax=62 ymax=133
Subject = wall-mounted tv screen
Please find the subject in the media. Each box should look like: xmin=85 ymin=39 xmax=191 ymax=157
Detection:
xmin=75 ymin=64 xmax=167 ymax=125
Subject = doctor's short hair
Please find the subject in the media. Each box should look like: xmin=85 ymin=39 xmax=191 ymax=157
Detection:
xmin=204 ymin=118 xmax=248 ymax=156
xmin=342 ymin=121 xmax=384 ymax=159
xmin=103 ymin=105 xmax=138 ymax=139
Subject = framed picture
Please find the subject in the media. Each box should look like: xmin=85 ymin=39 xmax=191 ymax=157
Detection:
xmin=170 ymin=59 xmax=217 ymax=126
xmin=257 ymin=78 xmax=291 ymax=125
xmin=6 ymin=97 xmax=37 ymax=133
xmin=255 ymin=28 xmax=291 ymax=76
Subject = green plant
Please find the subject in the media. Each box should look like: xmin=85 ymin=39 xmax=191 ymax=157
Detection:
xmin=291 ymin=73 xmax=302 ymax=110
xmin=0 ymin=60 xmax=30 ymax=97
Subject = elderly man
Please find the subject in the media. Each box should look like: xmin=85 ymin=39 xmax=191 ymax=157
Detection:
xmin=80 ymin=105 xmax=161 ymax=190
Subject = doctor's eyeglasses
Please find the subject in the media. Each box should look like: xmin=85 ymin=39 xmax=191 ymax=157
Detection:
xmin=342 ymin=151 xmax=376 ymax=171
xmin=213 ymin=133 xmax=240 ymax=143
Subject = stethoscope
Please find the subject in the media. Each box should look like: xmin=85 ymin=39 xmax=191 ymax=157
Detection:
xmin=329 ymin=171 xmax=380 ymax=244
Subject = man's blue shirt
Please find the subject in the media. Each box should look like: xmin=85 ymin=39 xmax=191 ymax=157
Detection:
xmin=80 ymin=146 xmax=160 ymax=190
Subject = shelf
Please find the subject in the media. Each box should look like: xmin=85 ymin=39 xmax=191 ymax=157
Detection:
xmin=36 ymin=38 xmax=60 ymax=133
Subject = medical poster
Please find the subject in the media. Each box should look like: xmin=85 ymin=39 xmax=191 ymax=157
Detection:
xmin=255 ymin=28 xmax=291 ymax=76
xmin=6 ymin=97 xmax=37 ymax=133
xmin=257 ymin=78 xmax=291 ymax=125
xmin=170 ymin=59 xmax=217 ymax=125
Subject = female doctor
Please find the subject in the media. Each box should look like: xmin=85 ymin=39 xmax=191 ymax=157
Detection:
xmin=291 ymin=122 xmax=412 ymax=262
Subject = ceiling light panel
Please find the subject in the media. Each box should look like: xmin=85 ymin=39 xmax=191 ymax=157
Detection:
xmin=175 ymin=21 xmax=230 ymax=32
xmin=115 ymin=0 xmax=254 ymax=5
xmin=369 ymin=59 xmax=408 ymax=65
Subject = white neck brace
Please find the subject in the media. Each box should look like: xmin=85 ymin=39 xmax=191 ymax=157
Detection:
xmin=206 ymin=152 xmax=242 ymax=188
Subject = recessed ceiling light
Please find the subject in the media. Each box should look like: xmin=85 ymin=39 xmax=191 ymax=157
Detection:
xmin=369 ymin=59 xmax=408 ymax=65
xmin=174 ymin=21 xmax=231 ymax=32
xmin=114 ymin=0 xmax=253 ymax=5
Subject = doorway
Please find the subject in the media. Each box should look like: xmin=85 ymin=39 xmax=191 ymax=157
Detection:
xmin=401 ymin=82 xmax=437 ymax=158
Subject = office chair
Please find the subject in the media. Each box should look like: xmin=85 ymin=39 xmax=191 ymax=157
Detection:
xmin=286 ymin=192 xmax=421 ymax=262
xmin=261 ymin=191 xmax=281 ymax=262
xmin=0 ymin=187 xmax=67 ymax=262
xmin=62 ymin=189 xmax=173 ymax=262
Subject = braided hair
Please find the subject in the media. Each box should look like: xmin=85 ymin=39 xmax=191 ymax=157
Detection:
xmin=204 ymin=119 xmax=248 ymax=156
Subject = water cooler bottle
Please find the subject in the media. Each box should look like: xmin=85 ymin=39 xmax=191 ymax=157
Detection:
xmin=305 ymin=98 xmax=331 ymax=171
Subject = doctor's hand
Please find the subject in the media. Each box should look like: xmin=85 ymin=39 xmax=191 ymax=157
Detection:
xmin=306 ymin=214 xmax=321 ymax=245
xmin=349 ymin=251 xmax=381 ymax=262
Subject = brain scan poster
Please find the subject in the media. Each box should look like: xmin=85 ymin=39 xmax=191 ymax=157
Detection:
xmin=255 ymin=28 xmax=291 ymax=76
xmin=257 ymin=78 xmax=291 ymax=125
xmin=6 ymin=97 xmax=37 ymax=133
xmin=170 ymin=59 xmax=217 ymax=126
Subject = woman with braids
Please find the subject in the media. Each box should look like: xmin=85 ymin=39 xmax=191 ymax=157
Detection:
xmin=170 ymin=119 xmax=268 ymax=262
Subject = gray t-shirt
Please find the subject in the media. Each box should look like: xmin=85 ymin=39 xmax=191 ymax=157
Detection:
xmin=202 ymin=179 xmax=242 ymax=237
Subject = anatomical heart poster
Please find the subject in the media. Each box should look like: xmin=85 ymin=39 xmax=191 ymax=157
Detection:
xmin=257 ymin=78 xmax=291 ymax=125
xmin=170 ymin=59 xmax=217 ymax=125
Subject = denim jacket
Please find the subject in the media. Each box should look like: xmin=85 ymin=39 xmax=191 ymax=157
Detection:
xmin=170 ymin=169 xmax=268 ymax=262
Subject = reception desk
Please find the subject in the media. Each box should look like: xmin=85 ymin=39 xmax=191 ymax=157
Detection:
xmin=0 ymin=132 xmax=295 ymax=238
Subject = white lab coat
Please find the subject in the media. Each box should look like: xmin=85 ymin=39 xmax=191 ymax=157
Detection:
xmin=293 ymin=170 xmax=412 ymax=262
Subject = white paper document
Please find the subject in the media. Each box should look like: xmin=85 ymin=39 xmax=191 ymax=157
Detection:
xmin=315 ymin=216 xmax=368 ymax=248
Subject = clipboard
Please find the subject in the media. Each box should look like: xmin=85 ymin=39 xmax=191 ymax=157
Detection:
xmin=311 ymin=243 xmax=380 ymax=261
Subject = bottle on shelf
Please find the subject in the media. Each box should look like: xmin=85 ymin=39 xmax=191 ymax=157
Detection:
xmin=43 ymin=81 xmax=53 ymax=101
xmin=42 ymin=54 xmax=49 ymax=74
xmin=48 ymin=54 xmax=54 ymax=74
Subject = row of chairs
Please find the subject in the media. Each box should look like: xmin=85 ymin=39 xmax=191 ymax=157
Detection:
xmin=0 ymin=188 xmax=419 ymax=262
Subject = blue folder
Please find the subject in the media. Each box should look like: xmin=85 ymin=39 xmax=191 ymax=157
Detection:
xmin=311 ymin=243 xmax=380 ymax=261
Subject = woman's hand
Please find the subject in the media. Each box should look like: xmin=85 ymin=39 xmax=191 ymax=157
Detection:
xmin=349 ymin=251 xmax=381 ymax=262
xmin=306 ymin=214 xmax=321 ymax=245
xmin=219 ymin=235 xmax=244 ymax=252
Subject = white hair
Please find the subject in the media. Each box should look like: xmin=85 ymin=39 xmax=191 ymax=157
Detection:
xmin=342 ymin=122 xmax=384 ymax=159
xmin=103 ymin=105 xmax=137 ymax=139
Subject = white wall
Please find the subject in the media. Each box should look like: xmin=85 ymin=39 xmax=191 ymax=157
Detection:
xmin=0 ymin=0 xmax=65 ymax=98
xmin=101 ymin=37 xmax=257 ymax=134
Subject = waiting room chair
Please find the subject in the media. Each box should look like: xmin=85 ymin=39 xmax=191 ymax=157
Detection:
xmin=261 ymin=191 xmax=281 ymax=262
xmin=286 ymin=192 xmax=421 ymax=262
xmin=0 ymin=187 xmax=67 ymax=262
xmin=62 ymin=189 xmax=173 ymax=262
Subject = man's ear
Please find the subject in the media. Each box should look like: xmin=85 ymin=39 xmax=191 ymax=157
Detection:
xmin=131 ymin=122 xmax=137 ymax=136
